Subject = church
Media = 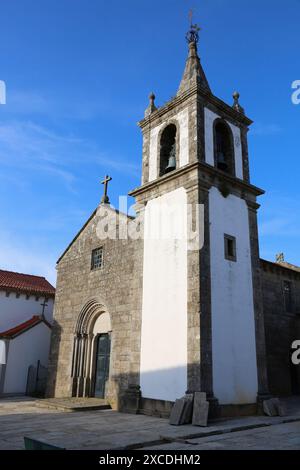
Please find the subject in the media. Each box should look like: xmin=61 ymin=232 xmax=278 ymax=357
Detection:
xmin=46 ymin=25 xmax=300 ymax=417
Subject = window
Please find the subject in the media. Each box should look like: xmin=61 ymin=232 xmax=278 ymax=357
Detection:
xmin=159 ymin=124 xmax=177 ymax=176
xmin=5 ymin=291 xmax=10 ymax=298
xmin=224 ymin=234 xmax=237 ymax=262
xmin=214 ymin=120 xmax=235 ymax=175
xmin=91 ymin=247 xmax=104 ymax=270
xmin=26 ymin=294 xmax=30 ymax=300
xmin=16 ymin=293 xmax=20 ymax=299
xmin=283 ymin=281 xmax=293 ymax=313
xmin=35 ymin=296 xmax=40 ymax=301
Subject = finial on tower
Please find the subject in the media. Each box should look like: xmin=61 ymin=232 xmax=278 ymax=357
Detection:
xmin=177 ymin=13 xmax=211 ymax=95
xmin=232 ymin=91 xmax=245 ymax=114
xmin=144 ymin=92 xmax=157 ymax=117
xmin=186 ymin=9 xmax=201 ymax=44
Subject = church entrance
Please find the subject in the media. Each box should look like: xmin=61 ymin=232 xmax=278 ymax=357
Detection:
xmin=71 ymin=300 xmax=112 ymax=398
xmin=94 ymin=333 xmax=111 ymax=398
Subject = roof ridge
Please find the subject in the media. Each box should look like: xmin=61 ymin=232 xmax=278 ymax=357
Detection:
xmin=0 ymin=314 xmax=51 ymax=339
xmin=0 ymin=268 xmax=47 ymax=280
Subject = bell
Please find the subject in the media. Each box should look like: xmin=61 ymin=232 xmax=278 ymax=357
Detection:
xmin=165 ymin=155 xmax=176 ymax=173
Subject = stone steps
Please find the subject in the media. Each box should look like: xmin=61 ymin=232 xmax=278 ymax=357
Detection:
xmin=35 ymin=397 xmax=111 ymax=412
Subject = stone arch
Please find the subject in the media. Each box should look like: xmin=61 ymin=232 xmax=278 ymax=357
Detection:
xmin=157 ymin=120 xmax=180 ymax=177
xmin=213 ymin=118 xmax=235 ymax=176
xmin=71 ymin=298 xmax=112 ymax=398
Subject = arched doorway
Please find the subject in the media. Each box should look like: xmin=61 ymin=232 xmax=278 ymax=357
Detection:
xmin=71 ymin=299 xmax=112 ymax=398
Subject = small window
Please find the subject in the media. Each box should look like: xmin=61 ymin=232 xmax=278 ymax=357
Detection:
xmin=26 ymin=294 xmax=30 ymax=300
xmin=91 ymin=247 xmax=104 ymax=270
xmin=35 ymin=296 xmax=40 ymax=302
xmin=16 ymin=293 xmax=20 ymax=299
xmin=5 ymin=291 xmax=10 ymax=298
xmin=283 ymin=281 xmax=293 ymax=313
xmin=224 ymin=234 xmax=237 ymax=262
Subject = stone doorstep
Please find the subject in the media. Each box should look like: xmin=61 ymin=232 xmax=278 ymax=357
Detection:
xmin=117 ymin=415 xmax=300 ymax=451
xmin=35 ymin=398 xmax=111 ymax=412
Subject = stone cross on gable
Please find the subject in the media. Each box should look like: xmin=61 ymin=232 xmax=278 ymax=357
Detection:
xmin=101 ymin=175 xmax=112 ymax=204
xmin=40 ymin=299 xmax=48 ymax=316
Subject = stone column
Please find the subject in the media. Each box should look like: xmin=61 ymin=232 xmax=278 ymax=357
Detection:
xmin=241 ymin=127 xmax=250 ymax=183
xmin=199 ymin=184 xmax=219 ymax=416
xmin=186 ymin=184 xmax=201 ymax=392
xmin=77 ymin=333 xmax=87 ymax=397
xmin=71 ymin=333 xmax=80 ymax=396
xmin=247 ymin=200 xmax=270 ymax=403
xmin=83 ymin=333 xmax=94 ymax=397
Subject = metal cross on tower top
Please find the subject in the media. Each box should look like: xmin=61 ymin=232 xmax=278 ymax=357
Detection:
xmin=186 ymin=9 xmax=201 ymax=44
xmin=101 ymin=175 xmax=112 ymax=204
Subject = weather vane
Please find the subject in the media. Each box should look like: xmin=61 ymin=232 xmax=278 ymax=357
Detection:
xmin=186 ymin=9 xmax=201 ymax=44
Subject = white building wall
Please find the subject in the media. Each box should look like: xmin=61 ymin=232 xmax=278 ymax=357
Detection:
xmin=209 ymin=186 xmax=258 ymax=404
xmin=0 ymin=292 xmax=54 ymax=331
xmin=140 ymin=187 xmax=188 ymax=401
xmin=3 ymin=322 xmax=51 ymax=394
xmin=204 ymin=108 xmax=243 ymax=179
xmin=204 ymin=108 xmax=219 ymax=166
xmin=148 ymin=108 xmax=189 ymax=182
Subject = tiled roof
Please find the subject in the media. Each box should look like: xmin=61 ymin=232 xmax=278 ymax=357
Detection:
xmin=0 ymin=315 xmax=51 ymax=339
xmin=0 ymin=269 xmax=55 ymax=296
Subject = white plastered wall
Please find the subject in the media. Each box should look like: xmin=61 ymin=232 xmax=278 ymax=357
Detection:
xmin=0 ymin=292 xmax=54 ymax=331
xmin=209 ymin=186 xmax=258 ymax=404
xmin=3 ymin=322 xmax=51 ymax=394
xmin=140 ymin=187 xmax=188 ymax=401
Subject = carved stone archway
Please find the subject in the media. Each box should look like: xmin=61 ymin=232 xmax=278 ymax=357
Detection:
xmin=71 ymin=299 xmax=111 ymax=397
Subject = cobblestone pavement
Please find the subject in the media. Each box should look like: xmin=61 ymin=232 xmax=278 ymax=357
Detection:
xmin=144 ymin=421 xmax=300 ymax=450
xmin=0 ymin=397 xmax=299 ymax=450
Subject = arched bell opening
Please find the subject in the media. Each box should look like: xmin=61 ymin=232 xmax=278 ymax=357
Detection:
xmin=213 ymin=119 xmax=235 ymax=176
xmin=159 ymin=123 xmax=177 ymax=176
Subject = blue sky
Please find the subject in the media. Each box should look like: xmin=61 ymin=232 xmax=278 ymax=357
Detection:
xmin=0 ymin=0 xmax=299 ymax=285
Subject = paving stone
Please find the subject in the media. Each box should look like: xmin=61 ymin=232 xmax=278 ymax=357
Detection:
xmin=263 ymin=399 xmax=278 ymax=417
xmin=181 ymin=394 xmax=194 ymax=424
xmin=169 ymin=399 xmax=187 ymax=426
xmin=263 ymin=398 xmax=286 ymax=417
xmin=0 ymin=397 xmax=300 ymax=450
xmin=192 ymin=393 xmax=209 ymax=427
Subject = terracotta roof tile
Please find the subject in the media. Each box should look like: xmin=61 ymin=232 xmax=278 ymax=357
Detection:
xmin=0 ymin=269 xmax=55 ymax=297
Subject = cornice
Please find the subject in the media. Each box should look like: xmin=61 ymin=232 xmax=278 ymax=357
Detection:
xmin=138 ymin=84 xmax=253 ymax=130
xmin=129 ymin=161 xmax=264 ymax=199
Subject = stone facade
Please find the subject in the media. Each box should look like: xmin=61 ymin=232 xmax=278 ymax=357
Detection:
xmin=46 ymin=208 xmax=144 ymax=408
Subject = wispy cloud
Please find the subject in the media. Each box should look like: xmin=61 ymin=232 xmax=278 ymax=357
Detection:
xmin=0 ymin=119 xmax=140 ymax=191
xmin=0 ymin=230 xmax=57 ymax=285
xmin=258 ymin=192 xmax=300 ymax=265
xmin=259 ymin=193 xmax=300 ymax=237
xmin=251 ymin=123 xmax=283 ymax=136
xmin=4 ymin=88 xmax=143 ymax=122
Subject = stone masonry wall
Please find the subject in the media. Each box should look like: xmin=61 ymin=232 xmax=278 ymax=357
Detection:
xmin=261 ymin=260 xmax=300 ymax=396
xmin=46 ymin=208 xmax=144 ymax=407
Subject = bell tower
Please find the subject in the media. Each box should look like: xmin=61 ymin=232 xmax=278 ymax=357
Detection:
xmin=129 ymin=23 xmax=269 ymax=415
